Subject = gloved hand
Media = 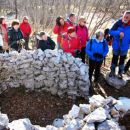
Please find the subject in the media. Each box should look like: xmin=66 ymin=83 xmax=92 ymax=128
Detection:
xmin=104 ymin=28 xmax=109 ymax=36
xmin=17 ymin=39 xmax=25 ymax=45
xmin=74 ymin=49 xmax=81 ymax=58
xmin=93 ymin=53 xmax=103 ymax=59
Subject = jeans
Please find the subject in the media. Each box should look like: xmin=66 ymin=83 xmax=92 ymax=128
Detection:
xmin=111 ymin=50 xmax=128 ymax=74
xmin=0 ymin=46 xmax=4 ymax=53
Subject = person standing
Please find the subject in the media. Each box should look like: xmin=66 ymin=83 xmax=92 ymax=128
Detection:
xmin=86 ymin=30 xmax=108 ymax=84
xmin=20 ymin=16 xmax=32 ymax=50
xmin=53 ymin=16 xmax=69 ymax=49
xmin=109 ymin=11 xmax=130 ymax=78
xmin=76 ymin=17 xmax=89 ymax=63
xmin=62 ymin=27 xmax=82 ymax=57
xmin=0 ymin=16 xmax=8 ymax=52
xmin=8 ymin=20 xmax=24 ymax=52
xmin=67 ymin=13 xmax=76 ymax=27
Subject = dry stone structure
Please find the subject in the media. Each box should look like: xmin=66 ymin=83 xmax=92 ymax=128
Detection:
xmin=0 ymin=49 xmax=90 ymax=98
xmin=1 ymin=95 xmax=130 ymax=130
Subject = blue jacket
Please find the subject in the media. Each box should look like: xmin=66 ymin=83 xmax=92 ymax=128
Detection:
xmin=109 ymin=26 xmax=130 ymax=51
xmin=85 ymin=38 xmax=109 ymax=62
xmin=111 ymin=19 xmax=123 ymax=30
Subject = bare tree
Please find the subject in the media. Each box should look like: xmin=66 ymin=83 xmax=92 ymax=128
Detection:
xmin=0 ymin=0 xmax=129 ymax=35
xmin=14 ymin=0 xmax=18 ymax=18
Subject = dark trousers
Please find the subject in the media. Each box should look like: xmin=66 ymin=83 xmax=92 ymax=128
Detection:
xmin=80 ymin=47 xmax=86 ymax=63
xmin=11 ymin=43 xmax=22 ymax=53
xmin=0 ymin=46 xmax=9 ymax=53
xmin=111 ymin=54 xmax=127 ymax=74
xmin=24 ymin=36 xmax=30 ymax=50
xmin=124 ymin=59 xmax=130 ymax=72
xmin=89 ymin=59 xmax=103 ymax=82
xmin=0 ymin=46 xmax=4 ymax=53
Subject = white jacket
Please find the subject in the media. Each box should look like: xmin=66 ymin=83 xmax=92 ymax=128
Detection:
xmin=0 ymin=34 xmax=3 ymax=47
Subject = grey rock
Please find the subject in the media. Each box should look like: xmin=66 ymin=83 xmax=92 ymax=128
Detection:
xmin=106 ymin=73 xmax=127 ymax=89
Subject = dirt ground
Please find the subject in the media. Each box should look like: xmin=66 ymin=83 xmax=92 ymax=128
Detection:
xmin=0 ymin=88 xmax=87 ymax=126
xmin=0 ymin=59 xmax=130 ymax=129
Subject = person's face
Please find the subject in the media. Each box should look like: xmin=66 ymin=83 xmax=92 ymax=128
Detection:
xmin=2 ymin=19 xmax=6 ymax=24
xmin=69 ymin=31 xmax=76 ymax=37
xmin=79 ymin=20 xmax=86 ymax=26
xmin=98 ymin=34 xmax=104 ymax=41
xmin=60 ymin=19 xmax=64 ymax=25
xmin=123 ymin=13 xmax=130 ymax=23
xmin=13 ymin=24 xmax=19 ymax=30
xmin=41 ymin=34 xmax=47 ymax=40
xmin=24 ymin=19 xmax=28 ymax=23
xmin=70 ymin=16 xmax=76 ymax=23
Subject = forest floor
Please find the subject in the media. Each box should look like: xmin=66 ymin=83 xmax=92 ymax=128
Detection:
xmin=0 ymin=57 xmax=130 ymax=129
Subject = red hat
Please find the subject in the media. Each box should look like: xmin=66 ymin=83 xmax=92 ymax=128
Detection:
xmin=67 ymin=27 xmax=76 ymax=34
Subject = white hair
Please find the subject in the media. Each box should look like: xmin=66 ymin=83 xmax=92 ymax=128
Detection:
xmin=95 ymin=29 xmax=104 ymax=39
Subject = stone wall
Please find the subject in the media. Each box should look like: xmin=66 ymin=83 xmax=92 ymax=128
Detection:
xmin=0 ymin=49 xmax=90 ymax=98
xmin=1 ymin=95 xmax=129 ymax=130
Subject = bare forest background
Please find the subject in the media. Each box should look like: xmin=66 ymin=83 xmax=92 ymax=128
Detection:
xmin=0 ymin=0 xmax=130 ymax=36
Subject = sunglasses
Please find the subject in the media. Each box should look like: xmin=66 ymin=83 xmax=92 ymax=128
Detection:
xmin=124 ymin=16 xmax=129 ymax=19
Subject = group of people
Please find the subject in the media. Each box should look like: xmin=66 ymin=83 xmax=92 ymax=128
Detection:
xmin=53 ymin=14 xmax=89 ymax=63
xmin=53 ymin=12 xmax=130 ymax=84
xmin=0 ymin=16 xmax=32 ymax=53
xmin=0 ymin=11 xmax=130 ymax=89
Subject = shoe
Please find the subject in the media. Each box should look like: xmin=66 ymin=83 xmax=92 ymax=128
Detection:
xmin=126 ymin=71 xmax=130 ymax=76
xmin=123 ymin=70 xmax=130 ymax=75
xmin=118 ymin=73 xmax=123 ymax=79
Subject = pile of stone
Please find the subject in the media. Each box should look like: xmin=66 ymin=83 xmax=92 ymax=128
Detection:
xmin=1 ymin=95 xmax=130 ymax=130
xmin=0 ymin=49 xmax=90 ymax=98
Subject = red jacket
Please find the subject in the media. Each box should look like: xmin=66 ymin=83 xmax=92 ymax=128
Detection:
xmin=62 ymin=35 xmax=82 ymax=56
xmin=53 ymin=22 xmax=69 ymax=43
xmin=20 ymin=21 xmax=32 ymax=37
xmin=0 ymin=24 xmax=8 ymax=43
xmin=66 ymin=19 xmax=76 ymax=28
xmin=76 ymin=25 xmax=89 ymax=48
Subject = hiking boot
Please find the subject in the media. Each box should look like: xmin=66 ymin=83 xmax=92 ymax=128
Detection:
xmin=109 ymin=71 xmax=115 ymax=77
xmin=118 ymin=73 xmax=123 ymax=79
xmin=123 ymin=70 xmax=130 ymax=76
xmin=125 ymin=71 xmax=130 ymax=76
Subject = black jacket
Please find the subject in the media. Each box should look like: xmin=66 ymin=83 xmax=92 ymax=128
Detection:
xmin=111 ymin=19 xmax=123 ymax=30
xmin=8 ymin=27 xmax=23 ymax=51
xmin=38 ymin=37 xmax=55 ymax=51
